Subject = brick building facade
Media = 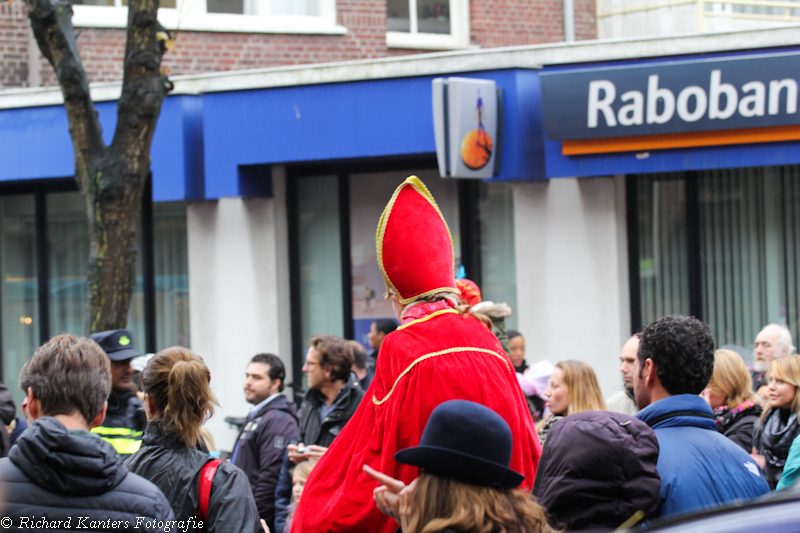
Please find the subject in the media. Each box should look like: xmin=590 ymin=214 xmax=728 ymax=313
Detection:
xmin=1 ymin=0 xmax=595 ymax=88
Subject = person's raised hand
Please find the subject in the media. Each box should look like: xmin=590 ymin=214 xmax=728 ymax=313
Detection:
xmin=363 ymin=464 xmax=405 ymax=523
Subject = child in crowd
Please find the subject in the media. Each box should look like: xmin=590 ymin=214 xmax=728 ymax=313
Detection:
xmin=284 ymin=460 xmax=315 ymax=533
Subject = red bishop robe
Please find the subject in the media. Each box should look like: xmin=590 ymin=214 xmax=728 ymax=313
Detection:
xmin=291 ymin=306 xmax=542 ymax=533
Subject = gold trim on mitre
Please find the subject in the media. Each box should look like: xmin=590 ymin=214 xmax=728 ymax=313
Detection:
xmin=375 ymin=176 xmax=459 ymax=305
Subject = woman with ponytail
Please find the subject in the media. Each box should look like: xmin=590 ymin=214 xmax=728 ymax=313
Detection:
xmin=126 ymin=347 xmax=260 ymax=532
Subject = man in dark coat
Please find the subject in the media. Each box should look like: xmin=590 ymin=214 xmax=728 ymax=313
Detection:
xmin=634 ymin=315 xmax=770 ymax=519
xmin=274 ymin=335 xmax=365 ymax=533
xmin=0 ymin=333 xmax=174 ymax=532
xmin=232 ymin=353 xmax=298 ymax=533
xmin=89 ymin=329 xmax=147 ymax=455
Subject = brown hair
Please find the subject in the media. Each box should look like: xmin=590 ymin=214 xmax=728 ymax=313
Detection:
xmin=19 ymin=334 xmax=111 ymax=424
xmin=308 ymin=335 xmax=354 ymax=382
xmin=142 ymin=347 xmax=218 ymax=447
xmin=707 ymin=349 xmax=754 ymax=410
xmin=557 ymin=360 xmax=607 ymax=415
xmin=348 ymin=340 xmax=368 ymax=371
xmin=763 ymin=355 xmax=800 ymax=419
xmin=404 ymin=473 xmax=554 ymax=533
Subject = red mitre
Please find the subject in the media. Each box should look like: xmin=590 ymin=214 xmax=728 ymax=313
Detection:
xmin=377 ymin=176 xmax=460 ymax=304
xmin=455 ymin=278 xmax=482 ymax=306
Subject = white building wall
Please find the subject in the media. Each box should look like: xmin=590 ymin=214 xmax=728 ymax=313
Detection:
xmin=187 ymin=166 xmax=292 ymax=451
xmin=513 ymin=176 xmax=631 ymax=400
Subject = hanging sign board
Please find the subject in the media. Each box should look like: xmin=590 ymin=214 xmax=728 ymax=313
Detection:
xmin=540 ymin=51 xmax=800 ymax=155
xmin=433 ymin=77 xmax=502 ymax=179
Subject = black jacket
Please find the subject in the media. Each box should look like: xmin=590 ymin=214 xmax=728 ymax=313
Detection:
xmin=231 ymin=394 xmax=298 ymax=531
xmin=274 ymin=375 xmax=365 ymax=533
xmin=0 ymin=417 xmax=174 ymax=532
xmin=93 ymin=388 xmax=147 ymax=455
xmin=296 ymin=373 xmax=365 ymax=447
xmin=534 ymin=411 xmax=661 ymax=530
xmin=105 ymin=389 xmax=147 ymax=431
xmin=715 ymin=403 xmax=762 ymax=452
xmin=126 ymin=421 xmax=260 ymax=533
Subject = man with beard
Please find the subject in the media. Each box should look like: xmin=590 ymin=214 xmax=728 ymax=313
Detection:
xmin=233 ymin=353 xmax=298 ymax=533
xmin=752 ymin=324 xmax=795 ymax=391
xmin=634 ymin=315 xmax=769 ymax=518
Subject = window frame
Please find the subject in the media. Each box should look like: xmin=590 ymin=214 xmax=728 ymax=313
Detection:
xmin=0 ymin=177 xmax=162 ymax=385
xmin=386 ymin=0 xmax=471 ymax=50
xmin=71 ymin=0 xmax=345 ymax=34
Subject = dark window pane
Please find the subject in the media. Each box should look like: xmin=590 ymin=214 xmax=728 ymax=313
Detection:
xmin=387 ymin=0 xmax=410 ymax=32
xmin=636 ymin=173 xmax=690 ymax=325
xmin=207 ymin=0 xmax=244 ymax=15
xmin=417 ymin=0 xmax=450 ymax=34
xmin=698 ymin=166 xmax=797 ymax=353
xmin=153 ymin=202 xmax=190 ymax=348
xmin=479 ymin=182 xmax=517 ymax=331
xmin=0 ymin=195 xmax=38 ymax=412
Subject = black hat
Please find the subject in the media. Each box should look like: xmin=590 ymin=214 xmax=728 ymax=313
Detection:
xmin=394 ymin=400 xmax=525 ymax=489
xmin=89 ymin=329 xmax=143 ymax=362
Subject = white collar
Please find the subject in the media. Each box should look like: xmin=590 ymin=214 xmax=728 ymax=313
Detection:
xmin=249 ymin=393 xmax=281 ymax=417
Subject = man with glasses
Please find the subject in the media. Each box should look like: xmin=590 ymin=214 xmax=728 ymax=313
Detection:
xmin=274 ymin=335 xmax=364 ymax=533
xmin=89 ymin=329 xmax=147 ymax=455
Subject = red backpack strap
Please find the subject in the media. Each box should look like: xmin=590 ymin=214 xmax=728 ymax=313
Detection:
xmin=198 ymin=459 xmax=222 ymax=532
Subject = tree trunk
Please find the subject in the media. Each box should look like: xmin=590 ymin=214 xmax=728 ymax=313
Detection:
xmin=26 ymin=0 xmax=171 ymax=334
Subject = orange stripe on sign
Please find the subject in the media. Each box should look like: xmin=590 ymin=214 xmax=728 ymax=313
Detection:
xmin=561 ymin=124 xmax=800 ymax=156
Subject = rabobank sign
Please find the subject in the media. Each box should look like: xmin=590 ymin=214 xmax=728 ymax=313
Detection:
xmin=540 ymin=51 xmax=800 ymax=147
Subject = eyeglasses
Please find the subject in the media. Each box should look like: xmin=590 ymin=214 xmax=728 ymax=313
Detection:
xmin=304 ymin=361 xmax=320 ymax=368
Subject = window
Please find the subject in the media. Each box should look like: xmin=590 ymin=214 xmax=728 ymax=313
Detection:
xmin=478 ymin=181 xmax=517 ymax=331
xmin=71 ymin=0 xmax=343 ymax=34
xmin=0 ymin=182 xmax=190 ymax=411
xmin=629 ymin=165 xmax=800 ymax=359
xmin=386 ymin=0 xmax=470 ymax=50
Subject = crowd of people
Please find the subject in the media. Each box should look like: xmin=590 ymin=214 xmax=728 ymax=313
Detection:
xmin=0 ymin=175 xmax=798 ymax=533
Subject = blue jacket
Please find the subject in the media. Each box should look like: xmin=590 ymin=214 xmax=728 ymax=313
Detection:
xmin=637 ymin=394 xmax=770 ymax=519
xmin=777 ymin=434 xmax=800 ymax=491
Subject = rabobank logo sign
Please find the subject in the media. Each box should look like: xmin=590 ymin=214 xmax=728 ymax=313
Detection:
xmin=540 ymin=51 xmax=800 ymax=155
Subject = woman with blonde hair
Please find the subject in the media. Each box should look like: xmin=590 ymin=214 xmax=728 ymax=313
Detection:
xmin=537 ymin=360 xmax=606 ymax=447
xmin=753 ymin=354 xmax=800 ymax=489
xmin=366 ymin=400 xmax=553 ymax=533
xmin=701 ymin=349 xmax=762 ymax=451
xmin=125 ymin=347 xmax=260 ymax=532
